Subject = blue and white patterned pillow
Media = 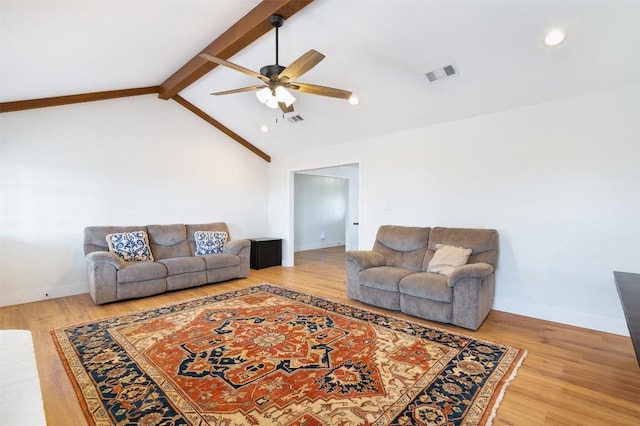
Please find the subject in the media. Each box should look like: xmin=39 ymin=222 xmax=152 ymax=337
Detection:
xmin=194 ymin=231 xmax=228 ymax=255
xmin=106 ymin=231 xmax=154 ymax=262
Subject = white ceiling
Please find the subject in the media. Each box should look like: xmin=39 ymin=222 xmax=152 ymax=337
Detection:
xmin=2 ymin=0 xmax=640 ymax=159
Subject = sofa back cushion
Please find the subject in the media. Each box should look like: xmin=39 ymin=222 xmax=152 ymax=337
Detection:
xmin=372 ymin=225 xmax=431 ymax=271
xmin=147 ymin=224 xmax=191 ymax=260
xmin=84 ymin=225 xmax=148 ymax=255
xmin=422 ymin=227 xmax=498 ymax=271
xmin=185 ymin=222 xmax=231 ymax=256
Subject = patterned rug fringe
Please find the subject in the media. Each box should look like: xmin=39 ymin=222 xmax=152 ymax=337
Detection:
xmin=486 ymin=348 xmax=528 ymax=426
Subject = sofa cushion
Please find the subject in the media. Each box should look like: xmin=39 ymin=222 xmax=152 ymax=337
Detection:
xmin=167 ymin=272 xmax=208 ymax=291
xmin=360 ymin=286 xmax=401 ymax=311
xmin=401 ymin=294 xmax=452 ymax=323
xmin=372 ymin=226 xmax=430 ymax=270
xmin=427 ymin=244 xmax=472 ymax=277
xmin=147 ymin=224 xmax=191 ymax=260
xmin=399 ymin=272 xmax=452 ymax=303
xmin=117 ymin=278 xmax=166 ymax=300
xmin=106 ymin=231 xmax=154 ymax=262
xmin=116 ymin=262 xmax=166 ymax=284
xmin=201 ymin=253 xmax=241 ymax=269
xmin=194 ymin=231 xmax=228 ymax=255
xmin=423 ymin=227 xmax=498 ymax=270
xmin=359 ymin=266 xmax=416 ymax=292
xmin=157 ymin=256 xmax=206 ymax=275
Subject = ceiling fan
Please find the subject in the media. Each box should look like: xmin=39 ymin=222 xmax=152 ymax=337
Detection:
xmin=199 ymin=14 xmax=353 ymax=113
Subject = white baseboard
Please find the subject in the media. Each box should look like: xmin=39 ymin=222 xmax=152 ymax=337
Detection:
xmin=294 ymin=241 xmax=344 ymax=252
xmin=0 ymin=283 xmax=87 ymax=307
xmin=493 ymin=297 xmax=629 ymax=336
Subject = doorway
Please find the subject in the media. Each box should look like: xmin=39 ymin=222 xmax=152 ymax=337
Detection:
xmin=292 ymin=163 xmax=360 ymax=256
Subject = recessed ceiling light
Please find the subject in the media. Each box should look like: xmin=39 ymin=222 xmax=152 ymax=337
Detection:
xmin=260 ymin=125 xmax=269 ymax=133
xmin=348 ymin=95 xmax=359 ymax=106
xmin=544 ymin=29 xmax=566 ymax=47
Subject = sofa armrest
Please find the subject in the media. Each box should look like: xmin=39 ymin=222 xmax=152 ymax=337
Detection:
xmin=223 ymin=239 xmax=251 ymax=255
xmin=224 ymin=239 xmax=251 ymax=278
xmin=85 ymin=251 xmax=120 ymax=305
xmin=346 ymin=250 xmax=386 ymax=271
xmin=86 ymin=251 xmax=124 ymax=269
xmin=447 ymin=263 xmax=494 ymax=287
xmin=346 ymin=250 xmax=386 ymax=301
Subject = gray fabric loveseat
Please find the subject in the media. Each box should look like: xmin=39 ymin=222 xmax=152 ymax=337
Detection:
xmin=84 ymin=222 xmax=250 ymax=304
xmin=346 ymin=225 xmax=498 ymax=330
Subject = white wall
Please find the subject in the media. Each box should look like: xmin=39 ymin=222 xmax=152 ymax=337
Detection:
xmin=0 ymin=95 xmax=270 ymax=306
xmin=294 ymin=173 xmax=347 ymax=251
xmin=268 ymin=85 xmax=640 ymax=335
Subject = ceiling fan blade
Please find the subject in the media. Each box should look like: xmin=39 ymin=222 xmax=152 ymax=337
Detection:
xmin=199 ymin=53 xmax=268 ymax=82
xmin=210 ymin=85 xmax=266 ymax=96
xmin=279 ymin=102 xmax=295 ymax=114
xmin=278 ymin=50 xmax=325 ymax=82
xmin=289 ymin=82 xmax=352 ymax=99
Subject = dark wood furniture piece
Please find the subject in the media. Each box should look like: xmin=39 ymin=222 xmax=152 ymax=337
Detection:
xmin=613 ymin=271 xmax=640 ymax=366
xmin=250 ymin=238 xmax=282 ymax=269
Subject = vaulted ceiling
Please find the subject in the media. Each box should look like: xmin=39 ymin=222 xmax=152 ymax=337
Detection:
xmin=2 ymin=0 xmax=639 ymax=160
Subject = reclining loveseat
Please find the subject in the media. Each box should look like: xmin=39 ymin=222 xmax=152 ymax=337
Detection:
xmin=346 ymin=225 xmax=498 ymax=330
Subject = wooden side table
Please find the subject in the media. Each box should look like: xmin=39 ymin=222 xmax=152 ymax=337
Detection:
xmin=249 ymin=238 xmax=282 ymax=269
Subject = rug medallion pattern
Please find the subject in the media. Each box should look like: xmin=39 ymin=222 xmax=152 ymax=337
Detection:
xmin=52 ymin=284 xmax=526 ymax=425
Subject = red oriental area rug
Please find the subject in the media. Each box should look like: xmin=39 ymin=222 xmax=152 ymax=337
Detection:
xmin=52 ymin=284 xmax=526 ymax=425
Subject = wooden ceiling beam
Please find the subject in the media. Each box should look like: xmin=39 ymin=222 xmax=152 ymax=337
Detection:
xmin=173 ymin=95 xmax=270 ymax=162
xmin=0 ymin=86 xmax=160 ymax=113
xmin=158 ymin=0 xmax=313 ymax=100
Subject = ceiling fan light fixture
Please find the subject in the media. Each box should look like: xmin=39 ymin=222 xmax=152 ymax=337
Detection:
xmin=256 ymin=87 xmax=271 ymax=104
xmin=348 ymin=94 xmax=359 ymax=106
xmin=275 ymin=86 xmax=296 ymax=107
xmin=265 ymin=96 xmax=280 ymax=109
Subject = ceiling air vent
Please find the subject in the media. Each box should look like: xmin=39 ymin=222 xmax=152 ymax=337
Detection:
xmin=443 ymin=65 xmax=456 ymax=76
xmin=425 ymin=64 xmax=458 ymax=83
xmin=425 ymin=71 xmax=438 ymax=82
xmin=287 ymin=115 xmax=304 ymax=123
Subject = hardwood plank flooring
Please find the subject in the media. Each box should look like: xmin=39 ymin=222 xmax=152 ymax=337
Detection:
xmin=1 ymin=246 xmax=639 ymax=425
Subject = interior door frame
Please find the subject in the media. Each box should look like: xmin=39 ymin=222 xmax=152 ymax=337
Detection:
xmin=288 ymin=162 xmax=360 ymax=266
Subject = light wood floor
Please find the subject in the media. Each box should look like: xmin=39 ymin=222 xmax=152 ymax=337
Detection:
xmin=1 ymin=246 xmax=639 ymax=425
